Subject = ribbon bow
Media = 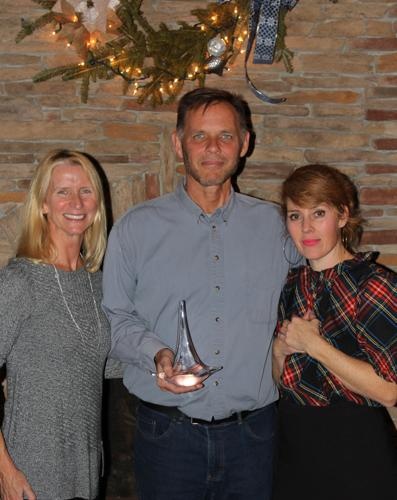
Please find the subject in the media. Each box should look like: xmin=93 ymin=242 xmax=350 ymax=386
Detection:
xmin=250 ymin=0 xmax=298 ymax=64
xmin=247 ymin=0 xmax=298 ymax=103
xmin=217 ymin=0 xmax=298 ymax=104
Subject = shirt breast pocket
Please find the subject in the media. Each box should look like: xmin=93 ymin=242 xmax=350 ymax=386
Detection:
xmin=246 ymin=277 xmax=279 ymax=325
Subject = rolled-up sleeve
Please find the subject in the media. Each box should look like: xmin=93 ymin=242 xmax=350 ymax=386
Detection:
xmin=356 ymin=271 xmax=397 ymax=384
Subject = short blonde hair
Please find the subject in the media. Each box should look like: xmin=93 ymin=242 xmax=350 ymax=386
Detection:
xmin=17 ymin=149 xmax=107 ymax=272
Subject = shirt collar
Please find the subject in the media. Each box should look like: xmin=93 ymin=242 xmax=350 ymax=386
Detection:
xmin=175 ymin=178 xmax=236 ymax=223
xmin=303 ymin=251 xmax=379 ymax=282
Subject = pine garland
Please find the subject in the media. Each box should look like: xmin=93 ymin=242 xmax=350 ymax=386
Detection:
xmin=16 ymin=0 xmax=297 ymax=106
xmin=274 ymin=8 xmax=294 ymax=73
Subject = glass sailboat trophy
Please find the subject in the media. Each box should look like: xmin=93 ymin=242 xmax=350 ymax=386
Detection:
xmin=166 ymin=300 xmax=223 ymax=387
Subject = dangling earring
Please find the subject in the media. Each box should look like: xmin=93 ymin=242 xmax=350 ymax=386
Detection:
xmin=283 ymin=234 xmax=302 ymax=266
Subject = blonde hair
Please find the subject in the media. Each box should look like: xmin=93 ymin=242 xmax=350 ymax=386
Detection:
xmin=281 ymin=164 xmax=364 ymax=252
xmin=17 ymin=149 xmax=107 ymax=272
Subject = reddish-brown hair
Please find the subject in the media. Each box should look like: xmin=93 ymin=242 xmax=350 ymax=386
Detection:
xmin=281 ymin=164 xmax=364 ymax=252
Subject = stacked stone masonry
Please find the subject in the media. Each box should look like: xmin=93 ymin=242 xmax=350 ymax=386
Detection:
xmin=0 ymin=0 xmax=396 ymax=430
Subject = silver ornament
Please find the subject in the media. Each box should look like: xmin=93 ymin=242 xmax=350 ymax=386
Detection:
xmin=204 ymin=56 xmax=226 ymax=75
xmin=207 ymin=35 xmax=227 ymax=57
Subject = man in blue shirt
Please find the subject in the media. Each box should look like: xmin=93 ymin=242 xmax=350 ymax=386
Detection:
xmin=103 ymin=88 xmax=298 ymax=499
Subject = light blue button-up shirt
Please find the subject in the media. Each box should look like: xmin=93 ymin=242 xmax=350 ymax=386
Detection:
xmin=102 ymin=181 xmax=299 ymax=420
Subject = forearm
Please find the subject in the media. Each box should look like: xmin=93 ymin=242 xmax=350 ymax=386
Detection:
xmin=308 ymin=336 xmax=397 ymax=407
xmin=103 ymin=295 xmax=164 ymax=369
xmin=109 ymin=320 xmax=170 ymax=371
xmin=271 ymin=337 xmax=287 ymax=385
xmin=0 ymin=430 xmax=36 ymax=499
xmin=272 ymin=353 xmax=285 ymax=385
xmin=0 ymin=431 xmax=14 ymax=471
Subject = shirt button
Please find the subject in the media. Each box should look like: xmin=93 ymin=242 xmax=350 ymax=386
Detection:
xmin=214 ymin=255 xmax=220 ymax=261
xmin=215 ymin=317 xmax=220 ymax=323
xmin=213 ymin=381 xmax=219 ymax=386
xmin=214 ymin=349 xmax=220 ymax=355
xmin=212 ymin=225 xmax=216 ymax=230
xmin=215 ymin=285 xmax=220 ymax=292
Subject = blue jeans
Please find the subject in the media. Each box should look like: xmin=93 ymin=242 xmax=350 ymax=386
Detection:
xmin=134 ymin=402 xmax=277 ymax=500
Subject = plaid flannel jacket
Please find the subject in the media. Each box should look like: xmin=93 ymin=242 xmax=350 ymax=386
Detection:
xmin=276 ymin=252 xmax=397 ymax=406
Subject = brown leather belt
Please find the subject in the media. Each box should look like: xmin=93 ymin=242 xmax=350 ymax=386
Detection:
xmin=140 ymin=400 xmax=269 ymax=426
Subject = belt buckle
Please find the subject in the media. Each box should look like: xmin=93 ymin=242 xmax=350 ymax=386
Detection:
xmin=189 ymin=412 xmax=244 ymax=426
xmin=190 ymin=417 xmax=202 ymax=426
xmin=189 ymin=416 xmax=215 ymax=426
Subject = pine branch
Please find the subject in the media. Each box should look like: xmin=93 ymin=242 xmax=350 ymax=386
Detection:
xmin=80 ymin=73 xmax=90 ymax=103
xmin=274 ymin=7 xmax=294 ymax=73
xmin=16 ymin=12 xmax=56 ymax=43
xmin=18 ymin=0 xmax=296 ymax=105
xmin=33 ymin=64 xmax=80 ymax=82
xmin=31 ymin=0 xmax=56 ymax=8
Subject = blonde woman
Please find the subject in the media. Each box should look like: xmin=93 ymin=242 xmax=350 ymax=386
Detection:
xmin=0 ymin=150 xmax=110 ymax=499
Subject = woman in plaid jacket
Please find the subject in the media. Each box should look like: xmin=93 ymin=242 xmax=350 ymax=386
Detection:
xmin=272 ymin=164 xmax=397 ymax=500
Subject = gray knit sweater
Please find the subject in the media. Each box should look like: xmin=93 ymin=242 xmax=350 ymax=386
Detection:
xmin=0 ymin=258 xmax=110 ymax=499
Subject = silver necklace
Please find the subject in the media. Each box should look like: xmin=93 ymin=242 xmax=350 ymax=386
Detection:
xmin=53 ymin=265 xmax=102 ymax=348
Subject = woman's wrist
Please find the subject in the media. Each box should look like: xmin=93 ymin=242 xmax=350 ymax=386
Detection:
xmin=306 ymin=334 xmax=330 ymax=361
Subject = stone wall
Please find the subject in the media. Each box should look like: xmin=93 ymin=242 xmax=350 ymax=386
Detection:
xmin=1 ymin=0 xmax=397 ymax=268
xmin=0 ymin=0 xmax=396 ymax=462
